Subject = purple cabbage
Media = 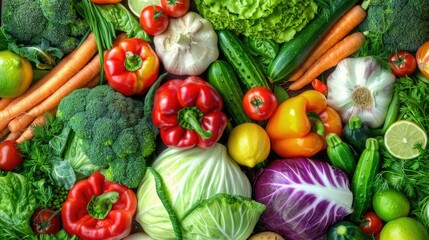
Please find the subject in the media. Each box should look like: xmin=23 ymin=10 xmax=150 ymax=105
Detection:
xmin=253 ymin=157 xmax=353 ymax=240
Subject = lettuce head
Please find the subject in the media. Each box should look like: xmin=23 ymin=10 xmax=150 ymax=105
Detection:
xmin=194 ymin=0 xmax=319 ymax=42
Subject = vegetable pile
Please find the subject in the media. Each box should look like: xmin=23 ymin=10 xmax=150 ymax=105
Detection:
xmin=1 ymin=0 xmax=429 ymax=239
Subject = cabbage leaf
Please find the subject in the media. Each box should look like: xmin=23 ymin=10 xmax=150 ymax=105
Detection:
xmin=182 ymin=193 xmax=265 ymax=239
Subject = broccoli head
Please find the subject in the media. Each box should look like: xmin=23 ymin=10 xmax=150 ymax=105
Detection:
xmin=1 ymin=1 xmax=47 ymax=44
xmin=1 ymin=0 xmax=89 ymax=63
xmin=358 ymin=0 xmax=429 ymax=53
xmin=57 ymin=85 xmax=157 ymax=188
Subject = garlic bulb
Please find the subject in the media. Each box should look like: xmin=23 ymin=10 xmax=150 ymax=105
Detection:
xmin=154 ymin=12 xmax=219 ymax=76
xmin=327 ymin=57 xmax=396 ymax=128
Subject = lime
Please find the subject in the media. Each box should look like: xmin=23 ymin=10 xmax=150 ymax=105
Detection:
xmin=128 ymin=0 xmax=161 ymax=17
xmin=380 ymin=217 xmax=429 ymax=240
xmin=384 ymin=120 xmax=427 ymax=160
xmin=372 ymin=189 xmax=410 ymax=222
xmin=0 ymin=50 xmax=33 ymax=98
xmin=227 ymin=123 xmax=270 ymax=168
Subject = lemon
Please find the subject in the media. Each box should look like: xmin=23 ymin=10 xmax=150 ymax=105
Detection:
xmin=372 ymin=189 xmax=410 ymax=222
xmin=0 ymin=50 xmax=33 ymax=98
xmin=384 ymin=120 xmax=427 ymax=160
xmin=227 ymin=123 xmax=270 ymax=168
xmin=380 ymin=217 xmax=429 ymax=240
xmin=128 ymin=0 xmax=161 ymax=17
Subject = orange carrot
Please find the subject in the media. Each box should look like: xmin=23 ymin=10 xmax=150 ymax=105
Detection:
xmin=0 ymin=127 xmax=9 ymax=139
xmin=16 ymin=109 xmax=56 ymax=144
xmin=5 ymin=131 xmax=21 ymax=141
xmin=0 ymin=98 xmax=13 ymax=111
xmin=8 ymin=114 xmax=36 ymax=133
xmin=27 ymin=54 xmax=101 ymax=118
xmin=86 ymin=75 xmax=102 ymax=88
xmin=289 ymin=32 xmax=366 ymax=91
xmin=0 ymin=33 xmax=97 ymax=121
xmin=288 ymin=4 xmax=368 ymax=81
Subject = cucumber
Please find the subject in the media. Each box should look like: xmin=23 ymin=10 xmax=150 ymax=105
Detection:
xmin=207 ymin=60 xmax=253 ymax=126
xmin=267 ymin=0 xmax=359 ymax=82
xmin=217 ymin=30 xmax=271 ymax=91
xmin=350 ymin=138 xmax=380 ymax=223
xmin=326 ymin=133 xmax=357 ymax=176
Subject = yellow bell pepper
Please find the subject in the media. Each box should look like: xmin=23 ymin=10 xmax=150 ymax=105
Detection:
xmin=266 ymin=90 xmax=342 ymax=158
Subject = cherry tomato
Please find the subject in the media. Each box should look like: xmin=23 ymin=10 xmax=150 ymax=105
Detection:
xmin=31 ymin=208 xmax=61 ymax=235
xmin=388 ymin=51 xmax=417 ymax=77
xmin=161 ymin=0 xmax=190 ymax=18
xmin=243 ymin=86 xmax=278 ymax=121
xmin=0 ymin=140 xmax=23 ymax=171
xmin=360 ymin=211 xmax=383 ymax=236
xmin=416 ymin=41 xmax=429 ymax=80
xmin=139 ymin=5 xmax=169 ymax=36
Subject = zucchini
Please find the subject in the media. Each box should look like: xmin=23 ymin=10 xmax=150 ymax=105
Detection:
xmin=343 ymin=115 xmax=369 ymax=152
xmin=217 ymin=30 xmax=271 ymax=91
xmin=207 ymin=60 xmax=253 ymax=126
xmin=326 ymin=221 xmax=368 ymax=240
xmin=267 ymin=0 xmax=359 ymax=82
xmin=326 ymin=133 xmax=357 ymax=176
xmin=350 ymin=138 xmax=380 ymax=223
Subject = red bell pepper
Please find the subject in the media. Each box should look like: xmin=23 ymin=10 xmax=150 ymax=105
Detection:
xmin=61 ymin=172 xmax=137 ymax=240
xmin=152 ymin=76 xmax=228 ymax=149
xmin=104 ymin=38 xmax=159 ymax=96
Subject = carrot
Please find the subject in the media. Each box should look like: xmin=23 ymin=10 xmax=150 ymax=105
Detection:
xmin=289 ymin=32 xmax=366 ymax=91
xmin=288 ymin=4 xmax=368 ymax=81
xmin=0 ymin=32 xmax=97 ymax=121
xmin=16 ymin=109 xmax=56 ymax=144
xmin=0 ymin=98 xmax=13 ymax=111
xmin=8 ymin=114 xmax=36 ymax=133
xmin=86 ymin=75 xmax=102 ymax=89
xmin=26 ymin=54 xmax=101 ymax=118
xmin=0 ymin=127 xmax=9 ymax=139
xmin=5 ymin=131 xmax=21 ymax=142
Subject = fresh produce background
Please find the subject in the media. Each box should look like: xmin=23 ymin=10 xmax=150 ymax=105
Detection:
xmin=0 ymin=0 xmax=429 ymax=239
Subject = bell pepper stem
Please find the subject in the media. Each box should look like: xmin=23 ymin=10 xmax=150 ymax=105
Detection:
xmin=178 ymin=107 xmax=212 ymax=139
xmin=87 ymin=191 xmax=120 ymax=220
xmin=307 ymin=112 xmax=325 ymax=136
xmin=124 ymin=51 xmax=143 ymax=72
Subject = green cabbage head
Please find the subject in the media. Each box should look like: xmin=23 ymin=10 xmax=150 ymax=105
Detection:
xmin=136 ymin=143 xmax=265 ymax=239
xmin=194 ymin=0 xmax=319 ymax=42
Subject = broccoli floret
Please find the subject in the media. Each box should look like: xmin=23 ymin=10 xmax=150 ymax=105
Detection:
xmin=70 ymin=19 xmax=89 ymax=37
xmin=57 ymin=85 xmax=157 ymax=188
xmin=2 ymin=1 xmax=47 ymax=44
xmin=42 ymin=23 xmax=71 ymax=47
xmin=39 ymin=0 xmax=77 ymax=25
xmin=358 ymin=0 xmax=429 ymax=53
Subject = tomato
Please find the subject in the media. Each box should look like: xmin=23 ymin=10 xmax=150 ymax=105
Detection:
xmin=388 ymin=51 xmax=417 ymax=77
xmin=161 ymin=0 xmax=190 ymax=18
xmin=416 ymin=41 xmax=429 ymax=80
xmin=360 ymin=211 xmax=383 ymax=236
xmin=31 ymin=208 xmax=61 ymax=235
xmin=0 ymin=140 xmax=23 ymax=171
xmin=243 ymin=86 xmax=278 ymax=121
xmin=139 ymin=5 xmax=169 ymax=36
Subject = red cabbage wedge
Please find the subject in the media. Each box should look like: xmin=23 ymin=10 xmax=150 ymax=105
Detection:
xmin=253 ymin=157 xmax=353 ymax=239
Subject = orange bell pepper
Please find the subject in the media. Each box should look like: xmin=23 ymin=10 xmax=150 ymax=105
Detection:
xmin=266 ymin=90 xmax=342 ymax=158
